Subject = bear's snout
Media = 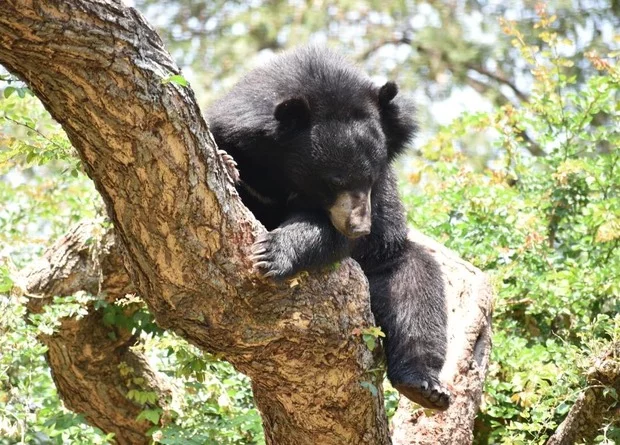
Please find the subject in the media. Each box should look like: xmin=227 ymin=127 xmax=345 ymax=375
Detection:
xmin=328 ymin=191 xmax=372 ymax=239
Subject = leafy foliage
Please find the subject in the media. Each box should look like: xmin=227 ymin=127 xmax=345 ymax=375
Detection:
xmin=144 ymin=335 xmax=264 ymax=445
xmin=0 ymin=77 xmax=110 ymax=443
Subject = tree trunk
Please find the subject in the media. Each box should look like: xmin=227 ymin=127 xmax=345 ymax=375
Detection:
xmin=1 ymin=1 xmax=494 ymax=444
xmin=0 ymin=1 xmax=388 ymax=443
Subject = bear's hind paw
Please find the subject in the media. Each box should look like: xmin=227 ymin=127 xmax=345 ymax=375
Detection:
xmin=394 ymin=378 xmax=451 ymax=411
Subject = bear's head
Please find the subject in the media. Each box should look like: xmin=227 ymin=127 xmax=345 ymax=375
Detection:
xmin=272 ymin=81 xmax=414 ymax=239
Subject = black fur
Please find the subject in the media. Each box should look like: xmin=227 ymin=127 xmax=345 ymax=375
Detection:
xmin=207 ymin=47 xmax=450 ymax=409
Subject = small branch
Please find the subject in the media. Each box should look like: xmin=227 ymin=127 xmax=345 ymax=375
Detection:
xmin=516 ymin=128 xmax=546 ymax=157
xmin=546 ymin=342 xmax=620 ymax=445
xmin=1 ymin=114 xmax=67 ymax=151
xmin=464 ymin=62 xmax=530 ymax=103
xmin=463 ymin=78 xmax=544 ymax=157
xmin=357 ymin=36 xmax=413 ymax=62
xmin=360 ymin=38 xmax=543 ymax=156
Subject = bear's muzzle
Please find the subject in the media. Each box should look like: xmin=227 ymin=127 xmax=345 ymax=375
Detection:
xmin=328 ymin=190 xmax=371 ymax=239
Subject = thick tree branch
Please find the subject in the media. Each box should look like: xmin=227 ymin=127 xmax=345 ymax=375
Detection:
xmin=22 ymin=223 xmax=494 ymax=444
xmin=0 ymin=2 xmax=387 ymax=443
xmin=547 ymin=342 xmax=620 ymax=445
xmin=23 ymin=221 xmax=167 ymax=445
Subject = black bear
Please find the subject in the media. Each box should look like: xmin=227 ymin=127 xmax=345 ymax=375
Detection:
xmin=207 ymin=47 xmax=450 ymax=410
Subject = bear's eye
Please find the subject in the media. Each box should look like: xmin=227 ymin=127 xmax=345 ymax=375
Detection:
xmin=328 ymin=177 xmax=345 ymax=189
xmin=351 ymin=108 xmax=367 ymax=120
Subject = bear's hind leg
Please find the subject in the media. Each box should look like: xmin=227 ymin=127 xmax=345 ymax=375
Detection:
xmin=368 ymin=241 xmax=451 ymax=410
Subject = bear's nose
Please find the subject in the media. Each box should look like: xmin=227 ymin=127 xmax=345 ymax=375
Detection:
xmin=346 ymin=226 xmax=371 ymax=239
xmin=347 ymin=191 xmax=371 ymax=238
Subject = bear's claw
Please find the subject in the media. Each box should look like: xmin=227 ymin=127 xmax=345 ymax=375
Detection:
xmin=394 ymin=378 xmax=451 ymax=411
xmin=251 ymin=230 xmax=296 ymax=279
xmin=218 ymin=149 xmax=240 ymax=183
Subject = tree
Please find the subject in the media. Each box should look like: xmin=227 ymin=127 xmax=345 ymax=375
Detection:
xmin=0 ymin=1 xmax=491 ymax=444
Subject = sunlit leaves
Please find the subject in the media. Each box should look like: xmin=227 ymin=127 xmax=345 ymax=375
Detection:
xmin=0 ymin=76 xmax=107 ymax=444
xmin=353 ymin=326 xmax=386 ymax=351
xmin=137 ymin=408 xmax=162 ymax=425
xmin=143 ymin=334 xmax=264 ymax=444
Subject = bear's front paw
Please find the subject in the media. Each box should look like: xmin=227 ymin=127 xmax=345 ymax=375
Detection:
xmin=251 ymin=229 xmax=297 ymax=279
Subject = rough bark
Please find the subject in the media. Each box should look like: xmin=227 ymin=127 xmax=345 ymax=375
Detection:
xmin=0 ymin=1 xmax=388 ymax=443
xmin=546 ymin=342 xmax=620 ymax=445
xmin=391 ymin=231 xmax=493 ymax=445
xmin=23 ymin=221 xmax=166 ymax=445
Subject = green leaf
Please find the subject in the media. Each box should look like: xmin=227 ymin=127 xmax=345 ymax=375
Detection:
xmin=137 ymin=408 xmax=161 ymax=425
xmin=162 ymin=74 xmax=188 ymax=87
xmin=360 ymin=381 xmax=378 ymax=397
xmin=362 ymin=334 xmax=376 ymax=351
xmin=0 ymin=266 xmax=13 ymax=293
xmin=126 ymin=389 xmax=137 ymax=401
xmin=25 ymin=152 xmax=37 ymax=164
xmin=555 ymin=401 xmax=571 ymax=415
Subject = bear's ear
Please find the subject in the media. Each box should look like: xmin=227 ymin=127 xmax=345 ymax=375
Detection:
xmin=378 ymin=81 xmax=399 ymax=107
xmin=274 ymin=97 xmax=311 ymax=126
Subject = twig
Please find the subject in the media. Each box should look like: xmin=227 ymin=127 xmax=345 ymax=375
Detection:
xmin=1 ymin=114 xmax=67 ymax=151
